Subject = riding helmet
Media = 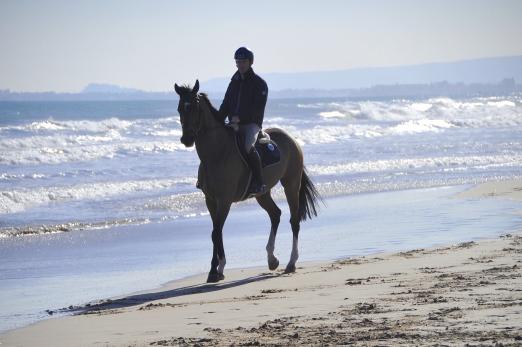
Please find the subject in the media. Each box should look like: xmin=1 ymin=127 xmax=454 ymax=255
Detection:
xmin=234 ymin=47 xmax=254 ymax=63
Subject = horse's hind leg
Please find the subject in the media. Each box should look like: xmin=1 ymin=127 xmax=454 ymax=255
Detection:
xmin=256 ymin=191 xmax=281 ymax=271
xmin=282 ymin=179 xmax=301 ymax=273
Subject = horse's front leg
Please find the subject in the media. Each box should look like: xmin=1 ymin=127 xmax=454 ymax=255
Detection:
xmin=206 ymin=197 xmax=231 ymax=283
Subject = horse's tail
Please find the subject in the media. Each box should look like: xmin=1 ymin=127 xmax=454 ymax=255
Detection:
xmin=298 ymin=167 xmax=323 ymax=222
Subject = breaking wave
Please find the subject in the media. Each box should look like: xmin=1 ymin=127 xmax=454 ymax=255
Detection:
xmin=312 ymin=96 xmax=522 ymax=127
xmin=308 ymin=154 xmax=522 ymax=176
xmin=0 ymin=177 xmax=196 ymax=214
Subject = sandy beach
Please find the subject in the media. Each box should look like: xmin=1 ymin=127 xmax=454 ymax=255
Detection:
xmin=1 ymin=179 xmax=522 ymax=346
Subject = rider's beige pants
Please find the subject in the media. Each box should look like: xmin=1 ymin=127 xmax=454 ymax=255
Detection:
xmin=238 ymin=123 xmax=261 ymax=153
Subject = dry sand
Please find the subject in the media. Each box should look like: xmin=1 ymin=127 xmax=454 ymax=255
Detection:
xmin=2 ymin=179 xmax=522 ymax=346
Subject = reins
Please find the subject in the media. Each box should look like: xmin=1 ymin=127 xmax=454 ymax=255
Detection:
xmin=191 ymin=94 xmax=226 ymax=137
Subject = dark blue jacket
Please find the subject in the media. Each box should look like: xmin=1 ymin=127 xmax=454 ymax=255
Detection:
xmin=218 ymin=68 xmax=268 ymax=127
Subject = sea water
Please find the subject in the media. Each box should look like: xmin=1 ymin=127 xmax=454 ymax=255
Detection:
xmin=1 ymin=95 xmax=522 ymax=332
xmin=1 ymin=96 xmax=522 ymax=236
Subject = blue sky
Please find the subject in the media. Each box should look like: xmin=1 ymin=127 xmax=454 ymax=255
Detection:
xmin=1 ymin=0 xmax=521 ymax=92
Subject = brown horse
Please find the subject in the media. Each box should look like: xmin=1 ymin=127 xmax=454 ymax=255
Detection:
xmin=174 ymin=80 xmax=321 ymax=283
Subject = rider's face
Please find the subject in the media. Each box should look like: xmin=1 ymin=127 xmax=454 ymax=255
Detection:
xmin=235 ymin=59 xmax=252 ymax=75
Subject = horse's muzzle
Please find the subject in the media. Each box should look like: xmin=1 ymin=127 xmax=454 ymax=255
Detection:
xmin=180 ymin=134 xmax=195 ymax=147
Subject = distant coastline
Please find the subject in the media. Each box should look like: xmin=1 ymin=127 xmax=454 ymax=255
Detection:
xmin=0 ymin=79 xmax=520 ymax=101
xmin=2 ymin=55 xmax=522 ymax=101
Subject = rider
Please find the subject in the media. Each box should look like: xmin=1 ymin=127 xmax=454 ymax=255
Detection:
xmin=218 ymin=46 xmax=268 ymax=196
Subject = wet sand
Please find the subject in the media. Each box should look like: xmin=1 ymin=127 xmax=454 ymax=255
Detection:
xmin=1 ymin=179 xmax=522 ymax=346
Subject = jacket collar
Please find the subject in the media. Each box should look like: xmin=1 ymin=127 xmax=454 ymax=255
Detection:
xmin=232 ymin=67 xmax=255 ymax=81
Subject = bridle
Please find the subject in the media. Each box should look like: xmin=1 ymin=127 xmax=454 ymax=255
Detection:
xmin=179 ymin=93 xmax=202 ymax=136
xmin=179 ymin=93 xmax=224 ymax=138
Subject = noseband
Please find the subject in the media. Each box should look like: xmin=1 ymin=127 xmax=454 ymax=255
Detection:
xmin=180 ymin=94 xmax=202 ymax=136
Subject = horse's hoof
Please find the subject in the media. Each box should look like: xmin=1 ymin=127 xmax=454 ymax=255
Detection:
xmin=284 ymin=264 xmax=296 ymax=273
xmin=206 ymin=272 xmax=224 ymax=283
xmin=268 ymin=257 xmax=279 ymax=271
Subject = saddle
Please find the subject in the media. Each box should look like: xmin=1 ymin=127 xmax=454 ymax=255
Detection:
xmin=236 ymin=130 xmax=281 ymax=168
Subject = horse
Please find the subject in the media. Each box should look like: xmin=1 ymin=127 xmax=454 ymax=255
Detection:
xmin=174 ymin=80 xmax=321 ymax=283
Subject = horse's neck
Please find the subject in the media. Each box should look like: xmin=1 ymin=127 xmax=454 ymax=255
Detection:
xmin=195 ymin=128 xmax=232 ymax=161
xmin=194 ymin=100 xmax=234 ymax=162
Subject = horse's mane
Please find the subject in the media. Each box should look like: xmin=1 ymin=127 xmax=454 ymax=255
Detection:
xmin=199 ymin=93 xmax=225 ymax=124
xmin=177 ymin=84 xmax=224 ymax=124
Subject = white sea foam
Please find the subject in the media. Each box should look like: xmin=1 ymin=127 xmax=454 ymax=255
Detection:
xmin=0 ymin=177 xmax=197 ymax=214
xmin=0 ymin=117 xmax=182 ymax=147
xmin=388 ymin=119 xmax=454 ymax=135
xmin=318 ymin=111 xmax=347 ymax=119
xmin=0 ymin=117 xmax=134 ymax=134
xmin=312 ymin=101 xmax=420 ymax=122
xmin=0 ymin=173 xmax=48 ymax=180
xmin=0 ymin=115 xmax=188 ymax=165
xmin=311 ymin=124 xmax=382 ymax=143
xmin=305 ymin=96 xmax=522 ymax=127
xmin=27 ymin=120 xmax=66 ymax=131
xmin=144 ymin=129 xmax=183 ymax=137
xmin=308 ymin=154 xmax=522 ymax=176
xmin=410 ymin=102 xmax=433 ymax=112
xmin=290 ymin=119 xmax=455 ymax=145
xmin=297 ymin=103 xmax=323 ymax=109
xmin=0 ymin=218 xmax=152 ymax=237
xmin=487 ymin=100 xmax=516 ymax=108
xmin=0 ymin=136 xmax=189 ymax=165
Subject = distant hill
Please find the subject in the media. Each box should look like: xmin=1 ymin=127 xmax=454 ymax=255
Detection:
xmin=203 ymin=55 xmax=522 ymax=92
xmin=1 ymin=56 xmax=521 ymax=100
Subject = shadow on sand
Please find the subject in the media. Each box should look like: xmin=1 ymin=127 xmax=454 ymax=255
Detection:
xmin=57 ymin=272 xmax=282 ymax=316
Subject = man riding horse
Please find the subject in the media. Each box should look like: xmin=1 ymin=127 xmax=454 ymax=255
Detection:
xmin=217 ymin=47 xmax=268 ymax=196
xmin=174 ymin=49 xmax=321 ymax=282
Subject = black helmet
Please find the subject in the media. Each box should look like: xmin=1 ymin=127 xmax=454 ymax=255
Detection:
xmin=234 ymin=47 xmax=254 ymax=63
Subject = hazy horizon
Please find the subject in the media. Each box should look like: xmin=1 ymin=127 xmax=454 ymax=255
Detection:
xmin=2 ymin=55 xmax=521 ymax=96
xmin=1 ymin=0 xmax=522 ymax=92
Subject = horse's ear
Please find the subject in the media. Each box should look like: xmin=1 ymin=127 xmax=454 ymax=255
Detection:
xmin=192 ymin=80 xmax=199 ymax=94
xmin=174 ymin=83 xmax=181 ymax=95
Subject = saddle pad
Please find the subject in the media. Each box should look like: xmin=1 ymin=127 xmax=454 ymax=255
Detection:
xmin=255 ymin=140 xmax=280 ymax=167
xmin=233 ymin=129 xmax=281 ymax=168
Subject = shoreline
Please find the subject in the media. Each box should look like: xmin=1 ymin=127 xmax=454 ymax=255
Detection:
xmin=1 ymin=179 xmax=522 ymax=346
xmin=2 ymin=233 xmax=521 ymax=346
xmin=3 ymin=176 xmax=521 ymax=240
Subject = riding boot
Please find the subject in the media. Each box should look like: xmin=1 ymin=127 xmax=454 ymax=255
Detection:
xmin=246 ymin=147 xmax=266 ymax=196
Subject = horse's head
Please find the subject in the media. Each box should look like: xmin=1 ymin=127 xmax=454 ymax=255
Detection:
xmin=174 ymin=80 xmax=200 ymax=147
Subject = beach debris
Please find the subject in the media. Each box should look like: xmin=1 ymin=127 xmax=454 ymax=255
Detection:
xmin=150 ymin=337 xmax=213 ymax=346
xmin=261 ymin=289 xmax=284 ymax=294
xmin=345 ymin=279 xmax=362 ymax=285
xmin=354 ymin=302 xmax=377 ymax=313
xmin=455 ymin=241 xmax=476 ymax=248
xmin=397 ymin=249 xmax=425 ymax=258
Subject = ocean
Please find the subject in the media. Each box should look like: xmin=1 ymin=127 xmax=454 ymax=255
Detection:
xmin=1 ymin=95 xmax=521 ymax=236
xmin=1 ymin=94 xmax=522 ymax=332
